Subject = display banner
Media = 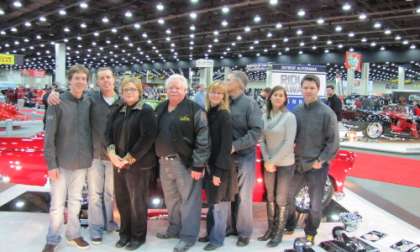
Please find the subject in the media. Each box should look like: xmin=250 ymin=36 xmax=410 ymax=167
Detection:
xmin=195 ymin=59 xmax=214 ymax=68
xmin=21 ymin=69 xmax=46 ymax=77
xmin=270 ymin=64 xmax=327 ymax=109
xmin=344 ymin=51 xmax=362 ymax=72
xmin=0 ymin=54 xmax=15 ymax=65
xmin=246 ymin=63 xmax=269 ymax=71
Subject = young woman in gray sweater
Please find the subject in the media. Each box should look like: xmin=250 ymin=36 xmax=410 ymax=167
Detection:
xmin=259 ymin=86 xmax=297 ymax=247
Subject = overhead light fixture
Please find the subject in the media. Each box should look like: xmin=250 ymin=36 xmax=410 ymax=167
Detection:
xmin=269 ymin=0 xmax=278 ymax=5
xmin=275 ymin=23 xmax=282 ymax=29
xmin=267 ymin=32 xmax=272 ymax=37
xmin=190 ymin=12 xmax=197 ymax=19
xmin=348 ymin=32 xmax=355 ymax=37
xmin=403 ymin=40 xmax=409 ymax=45
xmin=24 ymin=21 xmax=31 ymax=27
xmin=410 ymin=44 xmax=416 ymax=49
xmin=102 ymin=17 xmax=109 ymax=23
xmin=221 ymin=20 xmax=228 ymax=26
xmin=80 ymin=23 xmax=87 ymax=28
xmin=59 ymin=9 xmax=67 ymax=16
xmin=190 ymin=25 xmax=196 ymax=30
xmin=370 ymin=42 xmax=377 ymax=47
xmin=244 ymin=26 xmax=251 ymax=32
xmin=296 ymin=29 xmax=303 ymax=35
xmin=134 ymin=23 xmax=141 ymax=29
xmin=359 ymin=13 xmax=367 ymax=20
xmin=297 ymin=9 xmax=306 ymax=17
xmin=384 ymin=29 xmax=392 ymax=35
xmin=317 ymin=18 xmax=325 ymax=25
xmin=158 ymin=18 xmax=165 ymax=24
xmin=254 ymin=15 xmax=261 ymax=23
xmin=222 ymin=6 xmax=229 ymax=14
xmin=156 ymin=3 xmax=164 ymax=11
xmin=312 ymin=35 xmax=318 ymax=40
xmin=373 ymin=22 xmax=382 ymax=29
xmin=10 ymin=27 xmax=17 ymax=32
xmin=335 ymin=25 xmax=343 ymax=32
xmin=13 ymin=1 xmax=22 ymax=8
xmin=39 ymin=16 xmax=47 ymax=22
xmin=361 ymin=37 xmax=367 ymax=42
xmin=395 ymin=35 xmax=402 ymax=40
xmin=80 ymin=2 xmax=88 ymax=9
xmin=283 ymin=37 xmax=289 ymax=42
xmin=0 ymin=8 xmax=5 ymax=15
xmin=125 ymin=11 xmax=133 ymax=18
xmin=342 ymin=3 xmax=351 ymax=11
xmin=380 ymin=46 xmax=385 ymax=51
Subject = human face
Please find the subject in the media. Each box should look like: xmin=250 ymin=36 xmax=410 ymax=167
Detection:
xmin=225 ymin=74 xmax=241 ymax=95
xmin=167 ymin=79 xmax=187 ymax=105
xmin=69 ymin=72 xmax=88 ymax=98
xmin=97 ymin=70 xmax=115 ymax=95
xmin=270 ymin=89 xmax=287 ymax=110
xmin=122 ymin=83 xmax=139 ymax=106
xmin=326 ymin=87 xmax=334 ymax=97
xmin=208 ymin=90 xmax=225 ymax=107
xmin=301 ymin=80 xmax=319 ymax=104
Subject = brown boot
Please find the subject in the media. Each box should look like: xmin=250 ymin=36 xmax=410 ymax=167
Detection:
xmin=258 ymin=202 xmax=276 ymax=241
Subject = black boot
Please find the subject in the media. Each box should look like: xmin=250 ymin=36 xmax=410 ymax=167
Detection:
xmin=267 ymin=206 xmax=287 ymax=247
xmin=258 ymin=202 xmax=276 ymax=241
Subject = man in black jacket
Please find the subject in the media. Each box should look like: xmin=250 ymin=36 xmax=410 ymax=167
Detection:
xmin=326 ymin=85 xmax=342 ymax=122
xmin=155 ymin=74 xmax=210 ymax=252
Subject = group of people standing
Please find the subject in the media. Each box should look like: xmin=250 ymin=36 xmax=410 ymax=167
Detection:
xmin=42 ymin=64 xmax=339 ymax=252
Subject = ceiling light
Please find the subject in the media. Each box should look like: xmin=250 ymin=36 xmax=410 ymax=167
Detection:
xmin=324 ymin=49 xmax=330 ymax=53
xmin=384 ymin=29 xmax=392 ymax=35
xmin=94 ymin=32 xmax=100 ymax=37
xmin=80 ymin=2 xmax=88 ymax=9
xmin=24 ymin=21 xmax=31 ymax=27
xmin=39 ymin=16 xmax=47 ymax=22
xmin=380 ymin=46 xmax=385 ymax=51
xmin=222 ymin=6 xmax=229 ymax=14
xmin=361 ymin=37 xmax=367 ymax=42
xmin=275 ymin=23 xmax=282 ymax=29
xmin=111 ymin=28 xmax=117 ymax=33
xmin=13 ymin=1 xmax=22 ymax=8
xmin=342 ymin=3 xmax=351 ymax=11
xmin=158 ymin=18 xmax=165 ymax=24
xmin=64 ymin=27 xmax=70 ymax=32
xmin=10 ymin=27 xmax=17 ymax=32
xmin=312 ymin=35 xmax=318 ymax=40
xmin=125 ymin=11 xmax=132 ymax=18
xmin=348 ymin=32 xmax=355 ymax=37
xmin=254 ymin=15 xmax=261 ymax=23
xmin=190 ymin=12 xmax=197 ymax=19
xmin=134 ymin=23 xmax=141 ymax=29
xmin=337 ymin=44 xmax=343 ymax=48
xmin=370 ymin=42 xmax=377 ymax=47
xmin=269 ymin=0 xmax=278 ymax=5
xmin=327 ymin=40 xmax=333 ymax=45
xmin=359 ymin=13 xmax=367 ymax=20
xmin=236 ymin=35 xmax=242 ymax=40
xmin=0 ymin=8 xmax=5 ymax=15
xmin=410 ymin=44 xmax=416 ymax=49
xmin=80 ymin=23 xmax=87 ymax=28
xmin=283 ymin=37 xmax=289 ymax=42
xmin=299 ymin=51 xmax=303 ymax=54
xmin=297 ymin=9 xmax=306 ymax=17
xmin=213 ymin=30 xmax=219 ymax=36
xmin=373 ymin=22 xmax=382 ymax=29
xmin=272 ymin=44 xmax=277 ymax=48
xmin=296 ymin=29 xmax=303 ymax=35
xmin=156 ymin=3 xmax=164 ymax=11
xmin=244 ymin=26 xmax=251 ymax=32
xmin=317 ymin=18 xmax=325 ymax=25
xmin=312 ymin=46 xmax=317 ymax=50
xmin=299 ymin=42 xmax=305 ymax=46
xmin=221 ymin=20 xmax=228 ymax=26
xmin=416 ymin=7 xmax=420 ymax=14
xmin=395 ymin=35 xmax=402 ymax=40
xmin=335 ymin=25 xmax=342 ymax=32
xmin=267 ymin=32 xmax=272 ymax=38
xmin=190 ymin=25 xmax=196 ymax=30
xmin=285 ymin=47 xmax=290 ymax=52
xmin=403 ymin=40 xmax=409 ymax=45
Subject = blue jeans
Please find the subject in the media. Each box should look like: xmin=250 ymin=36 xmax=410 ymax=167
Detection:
xmin=229 ymin=152 xmax=256 ymax=238
xmin=208 ymin=202 xmax=230 ymax=246
xmin=287 ymin=163 xmax=329 ymax=236
xmin=87 ymin=159 xmax=117 ymax=239
xmin=46 ymin=168 xmax=87 ymax=245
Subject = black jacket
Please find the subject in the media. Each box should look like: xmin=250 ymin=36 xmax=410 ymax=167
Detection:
xmin=155 ymin=98 xmax=210 ymax=171
xmin=204 ymin=106 xmax=238 ymax=204
xmin=327 ymin=94 xmax=343 ymax=121
xmin=106 ymin=101 xmax=157 ymax=170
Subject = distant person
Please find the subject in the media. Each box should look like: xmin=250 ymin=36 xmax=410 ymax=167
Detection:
xmin=325 ymin=85 xmax=342 ymax=121
xmin=257 ymin=87 xmax=272 ymax=111
xmin=193 ymin=84 xmax=206 ymax=109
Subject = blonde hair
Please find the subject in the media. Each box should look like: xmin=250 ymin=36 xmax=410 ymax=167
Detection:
xmin=206 ymin=81 xmax=230 ymax=111
xmin=121 ymin=77 xmax=143 ymax=98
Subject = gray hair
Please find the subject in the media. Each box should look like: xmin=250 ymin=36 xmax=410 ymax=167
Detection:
xmin=165 ymin=74 xmax=188 ymax=89
xmin=229 ymin=70 xmax=249 ymax=90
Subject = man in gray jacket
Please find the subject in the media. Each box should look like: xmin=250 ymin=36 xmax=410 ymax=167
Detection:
xmin=43 ymin=65 xmax=92 ymax=252
xmin=287 ymin=74 xmax=339 ymax=245
xmin=225 ymin=71 xmax=263 ymax=247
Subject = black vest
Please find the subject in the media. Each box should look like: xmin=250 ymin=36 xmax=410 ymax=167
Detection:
xmin=156 ymin=98 xmax=201 ymax=167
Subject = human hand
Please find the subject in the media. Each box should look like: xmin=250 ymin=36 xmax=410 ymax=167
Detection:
xmin=191 ymin=170 xmax=203 ymax=180
xmin=48 ymin=169 xmax=59 ymax=182
xmin=212 ymin=176 xmax=221 ymax=186
xmin=47 ymin=90 xmax=61 ymax=105
xmin=264 ymin=162 xmax=276 ymax=173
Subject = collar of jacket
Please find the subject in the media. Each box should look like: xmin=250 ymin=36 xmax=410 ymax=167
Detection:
xmin=303 ymin=99 xmax=321 ymax=109
xmin=100 ymin=91 xmax=120 ymax=105
xmin=63 ymin=91 xmax=86 ymax=102
xmin=119 ymin=100 xmax=144 ymax=112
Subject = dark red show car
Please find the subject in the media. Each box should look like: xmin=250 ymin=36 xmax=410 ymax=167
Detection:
xmin=0 ymin=132 xmax=355 ymax=212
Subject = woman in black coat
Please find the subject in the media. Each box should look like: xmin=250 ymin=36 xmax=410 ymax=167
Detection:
xmin=106 ymin=77 xmax=157 ymax=250
xmin=201 ymin=81 xmax=237 ymax=251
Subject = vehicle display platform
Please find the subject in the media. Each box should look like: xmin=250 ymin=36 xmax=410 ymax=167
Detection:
xmin=0 ymin=184 xmax=418 ymax=252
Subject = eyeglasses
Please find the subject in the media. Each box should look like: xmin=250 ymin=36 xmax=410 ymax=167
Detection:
xmin=122 ymin=88 xmax=138 ymax=93
xmin=209 ymin=92 xmax=224 ymax=96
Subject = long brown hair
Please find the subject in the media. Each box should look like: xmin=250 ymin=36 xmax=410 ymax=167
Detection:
xmin=266 ymin=86 xmax=288 ymax=119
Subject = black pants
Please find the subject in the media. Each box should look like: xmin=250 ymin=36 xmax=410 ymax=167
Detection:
xmin=287 ymin=164 xmax=329 ymax=236
xmin=114 ymin=167 xmax=152 ymax=242
xmin=264 ymin=165 xmax=294 ymax=206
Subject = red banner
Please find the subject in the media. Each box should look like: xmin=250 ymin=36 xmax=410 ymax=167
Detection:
xmin=344 ymin=52 xmax=362 ymax=72
xmin=21 ymin=69 xmax=46 ymax=77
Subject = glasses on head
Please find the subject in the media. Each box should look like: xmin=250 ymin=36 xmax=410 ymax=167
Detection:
xmin=122 ymin=88 xmax=138 ymax=93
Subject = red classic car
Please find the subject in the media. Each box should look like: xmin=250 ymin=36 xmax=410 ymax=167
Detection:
xmin=0 ymin=132 xmax=355 ymax=212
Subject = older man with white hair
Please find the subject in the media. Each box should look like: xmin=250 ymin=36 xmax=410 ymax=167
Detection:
xmin=155 ymin=74 xmax=210 ymax=252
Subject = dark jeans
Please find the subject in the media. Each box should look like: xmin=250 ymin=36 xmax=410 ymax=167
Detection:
xmin=264 ymin=165 xmax=294 ymax=207
xmin=159 ymin=157 xmax=202 ymax=244
xmin=206 ymin=202 xmax=230 ymax=246
xmin=114 ymin=167 xmax=151 ymax=242
xmin=287 ymin=163 xmax=329 ymax=236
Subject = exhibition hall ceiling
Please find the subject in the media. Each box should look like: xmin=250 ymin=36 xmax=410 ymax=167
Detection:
xmin=0 ymin=0 xmax=419 ymax=79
